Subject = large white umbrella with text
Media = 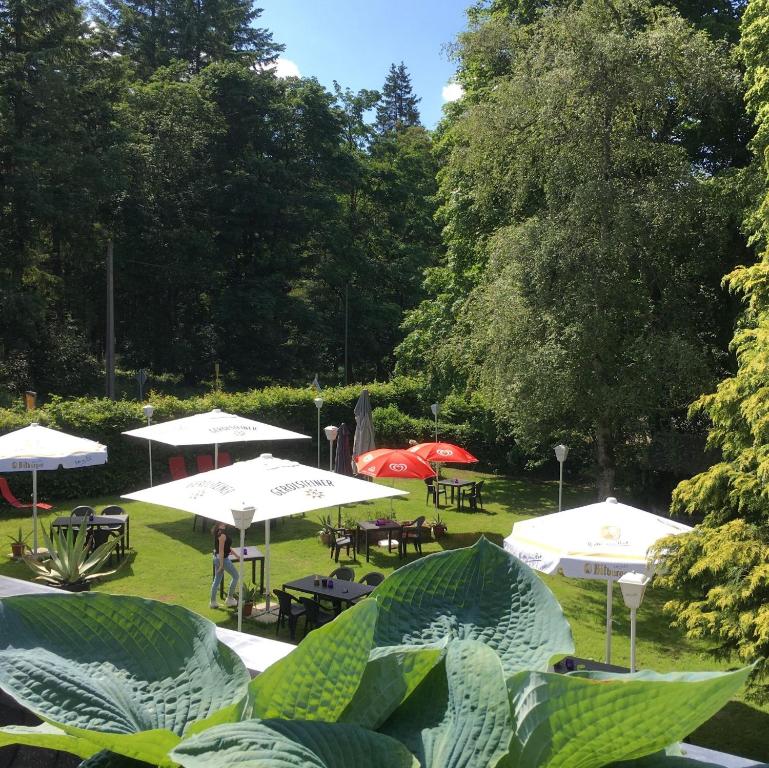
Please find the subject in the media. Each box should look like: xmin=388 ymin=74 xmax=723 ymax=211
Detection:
xmin=123 ymin=453 xmax=406 ymax=629
xmin=503 ymin=497 xmax=693 ymax=663
xmin=0 ymin=424 xmax=107 ymax=554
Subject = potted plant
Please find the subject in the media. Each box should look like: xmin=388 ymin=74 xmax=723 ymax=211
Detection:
xmin=24 ymin=518 xmax=124 ymax=592
xmin=431 ymin=512 xmax=448 ymax=539
xmin=7 ymin=528 xmax=31 ymax=559
xmin=240 ymin=582 xmax=257 ymax=617
xmin=317 ymin=514 xmax=335 ymax=547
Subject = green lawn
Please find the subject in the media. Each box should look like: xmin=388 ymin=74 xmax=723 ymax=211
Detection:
xmin=1 ymin=469 xmax=767 ymax=762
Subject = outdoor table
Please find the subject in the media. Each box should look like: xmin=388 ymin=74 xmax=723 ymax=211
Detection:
xmin=50 ymin=515 xmax=130 ymax=558
xmin=283 ymin=574 xmax=374 ymax=612
xmin=215 ymin=546 xmax=265 ymax=599
xmin=437 ymin=478 xmax=475 ymax=509
xmin=553 ymin=656 xmax=629 ymax=674
xmin=357 ymin=519 xmax=403 ymax=562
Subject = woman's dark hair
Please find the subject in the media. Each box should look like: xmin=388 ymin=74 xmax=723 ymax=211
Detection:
xmin=212 ymin=522 xmax=226 ymax=534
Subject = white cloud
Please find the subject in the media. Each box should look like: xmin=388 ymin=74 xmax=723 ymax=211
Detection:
xmin=270 ymin=57 xmax=301 ymax=79
xmin=442 ymin=82 xmax=464 ymax=103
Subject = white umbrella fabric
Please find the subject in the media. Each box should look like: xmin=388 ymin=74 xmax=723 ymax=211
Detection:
xmin=123 ymin=453 xmax=406 ymax=630
xmin=0 ymin=424 xmax=108 ymax=554
xmin=503 ymin=497 xmax=693 ymax=663
xmin=123 ymin=408 xmax=309 ymax=473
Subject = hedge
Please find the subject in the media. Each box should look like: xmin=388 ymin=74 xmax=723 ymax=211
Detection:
xmin=0 ymin=378 xmax=517 ymax=503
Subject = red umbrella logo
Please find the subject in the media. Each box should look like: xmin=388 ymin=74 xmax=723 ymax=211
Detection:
xmin=354 ymin=449 xmax=435 ymax=480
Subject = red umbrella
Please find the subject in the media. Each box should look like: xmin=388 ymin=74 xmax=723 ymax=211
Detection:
xmin=354 ymin=448 xmax=436 ymax=480
xmin=407 ymin=442 xmax=478 ymax=464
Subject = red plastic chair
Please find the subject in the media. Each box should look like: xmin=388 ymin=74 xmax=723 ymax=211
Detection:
xmin=196 ymin=454 xmax=214 ymax=473
xmin=0 ymin=478 xmax=52 ymax=510
xmin=168 ymin=456 xmax=188 ymax=481
xmin=218 ymin=451 xmax=232 ymax=467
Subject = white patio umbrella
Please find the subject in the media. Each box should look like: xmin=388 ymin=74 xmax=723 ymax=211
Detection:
xmin=503 ymin=497 xmax=693 ymax=663
xmin=0 ymin=424 xmax=108 ymax=554
xmin=123 ymin=453 xmax=406 ymax=631
xmin=123 ymin=408 xmax=309 ymax=476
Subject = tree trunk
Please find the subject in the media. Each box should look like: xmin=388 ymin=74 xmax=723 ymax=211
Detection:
xmin=595 ymin=421 xmax=615 ymax=499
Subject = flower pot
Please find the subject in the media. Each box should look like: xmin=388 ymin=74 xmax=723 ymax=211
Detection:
xmin=10 ymin=542 xmax=26 ymax=559
xmin=243 ymin=601 xmax=254 ymax=617
xmin=319 ymin=532 xmax=332 ymax=547
xmin=432 ymin=524 xmax=447 ymax=539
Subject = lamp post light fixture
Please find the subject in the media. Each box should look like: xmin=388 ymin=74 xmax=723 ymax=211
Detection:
xmin=314 ymin=397 xmax=324 ymax=468
xmin=324 ymin=425 xmax=339 ymax=472
xmin=142 ymin=404 xmax=155 ymax=487
xmin=430 ymin=403 xmax=440 ymax=442
xmin=618 ymin=571 xmax=651 ymax=672
xmin=554 ymin=444 xmax=569 ymax=513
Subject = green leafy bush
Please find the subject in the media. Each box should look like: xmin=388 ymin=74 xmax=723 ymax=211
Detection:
xmin=0 ymin=539 xmax=749 ymax=767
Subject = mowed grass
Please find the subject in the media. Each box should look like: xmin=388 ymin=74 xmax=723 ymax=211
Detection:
xmin=1 ymin=469 xmax=767 ymax=761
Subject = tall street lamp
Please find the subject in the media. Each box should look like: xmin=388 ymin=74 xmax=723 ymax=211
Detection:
xmin=324 ymin=425 xmax=338 ymax=472
xmin=314 ymin=397 xmax=324 ymax=468
xmin=430 ymin=403 xmax=440 ymax=442
xmin=143 ymin=404 xmax=155 ymax=487
xmin=619 ymin=571 xmax=650 ymax=672
xmin=554 ymin=444 xmax=569 ymax=513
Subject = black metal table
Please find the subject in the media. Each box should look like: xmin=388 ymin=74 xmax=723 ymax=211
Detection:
xmin=214 ymin=546 xmax=265 ymax=599
xmin=50 ymin=515 xmax=129 ymax=558
xmin=283 ymin=575 xmax=374 ymax=606
xmin=357 ymin=519 xmax=403 ymax=562
xmin=553 ymin=656 xmax=629 ymax=674
xmin=437 ymin=479 xmax=475 ymax=509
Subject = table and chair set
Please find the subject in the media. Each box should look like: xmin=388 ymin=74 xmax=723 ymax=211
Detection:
xmin=427 ymin=477 xmax=485 ymax=511
xmin=49 ymin=505 xmax=130 ymax=563
xmin=277 ymin=568 xmax=384 ymax=640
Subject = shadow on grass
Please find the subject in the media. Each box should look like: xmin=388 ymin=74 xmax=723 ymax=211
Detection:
xmin=689 ymin=699 xmax=769 ymax=763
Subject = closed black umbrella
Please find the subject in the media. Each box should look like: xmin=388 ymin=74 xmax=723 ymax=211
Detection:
xmin=334 ymin=423 xmax=353 ymax=476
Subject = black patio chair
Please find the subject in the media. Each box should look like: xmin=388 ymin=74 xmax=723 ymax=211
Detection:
xmin=460 ymin=481 xmax=485 ymax=512
xmin=330 ymin=527 xmax=356 ymax=563
xmin=329 ymin=566 xmax=355 ymax=581
xmin=359 ymin=571 xmax=385 ymax=586
xmin=400 ymin=515 xmax=426 ymax=556
xmin=300 ymin=596 xmax=334 ymax=635
xmin=425 ymin=477 xmax=446 ymax=506
xmin=275 ymin=589 xmax=306 ymax=641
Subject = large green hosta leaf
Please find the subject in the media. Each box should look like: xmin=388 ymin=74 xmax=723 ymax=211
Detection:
xmin=382 ymin=639 xmax=514 ymax=768
xmin=372 ymin=538 xmax=574 ymax=674
xmin=246 ymin=599 xmax=378 ymax=722
xmin=506 ymin=667 xmax=752 ymax=768
xmin=171 ymin=719 xmax=419 ymax=768
xmin=0 ymin=594 xmax=250 ymax=765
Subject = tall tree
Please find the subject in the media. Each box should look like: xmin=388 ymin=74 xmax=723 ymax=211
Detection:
xmin=654 ymin=0 xmax=769 ymax=700
xmin=400 ymin=0 xmax=744 ymax=493
xmin=375 ymin=62 xmax=421 ymax=134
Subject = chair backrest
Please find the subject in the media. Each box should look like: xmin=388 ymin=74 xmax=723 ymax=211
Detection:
xmin=359 ymin=571 xmax=385 ymax=586
xmin=196 ymin=454 xmax=214 ymax=473
xmin=168 ymin=456 xmax=188 ymax=480
xmin=299 ymin=596 xmax=321 ymax=622
xmin=413 ymin=515 xmax=426 ymax=528
xmin=274 ymin=588 xmax=295 ymax=614
xmin=71 ymin=505 xmax=95 ymax=519
xmin=474 ymin=480 xmax=484 ymax=495
xmin=0 ymin=478 xmax=23 ymax=507
xmin=101 ymin=504 xmax=124 ymax=516
xmin=330 ymin=566 xmax=354 ymax=581
xmin=218 ymin=451 xmax=232 ymax=467
xmin=424 ymin=477 xmax=435 ymax=487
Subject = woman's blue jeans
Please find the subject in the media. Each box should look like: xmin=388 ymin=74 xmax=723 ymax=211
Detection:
xmin=210 ymin=555 xmax=239 ymax=603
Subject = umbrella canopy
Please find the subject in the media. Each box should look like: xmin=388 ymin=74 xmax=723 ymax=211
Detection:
xmin=334 ymin=423 xmax=353 ymax=476
xmin=352 ymin=390 xmax=375 ymax=465
xmin=123 ymin=453 xmax=406 ymax=626
xmin=503 ymin=497 xmax=693 ymax=662
xmin=354 ymin=448 xmax=435 ymax=480
xmin=407 ymin=442 xmax=478 ymax=464
xmin=0 ymin=424 xmax=108 ymax=553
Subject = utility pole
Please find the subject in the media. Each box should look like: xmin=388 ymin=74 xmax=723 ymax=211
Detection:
xmin=344 ymin=282 xmax=349 ymax=385
xmin=106 ymin=240 xmax=115 ymax=400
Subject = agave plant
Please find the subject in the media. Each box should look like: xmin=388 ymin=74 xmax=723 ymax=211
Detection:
xmin=0 ymin=538 xmax=750 ymax=768
xmin=23 ymin=518 xmax=123 ymax=589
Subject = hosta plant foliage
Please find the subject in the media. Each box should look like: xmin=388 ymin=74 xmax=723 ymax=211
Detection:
xmin=0 ymin=539 xmax=750 ymax=767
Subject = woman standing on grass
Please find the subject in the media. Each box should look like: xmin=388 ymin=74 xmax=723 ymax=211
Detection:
xmin=210 ymin=523 xmax=239 ymax=609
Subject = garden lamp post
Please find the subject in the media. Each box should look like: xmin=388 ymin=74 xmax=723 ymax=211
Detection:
xmin=554 ymin=444 xmax=569 ymax=513
xmin=324 ymin=425 xmax=338 ymax=472
xmin=431 ymin=403 xmax=440 ymax=442
xmin=314 ymin=397 xmax=324 ymax=468
xmin=231 ymin=506 xmax=256 ymax=633
xmin=143 ymin=404 xmax=155 ymax=487
xmin=619 ymin=571 xmax=650 ymax=672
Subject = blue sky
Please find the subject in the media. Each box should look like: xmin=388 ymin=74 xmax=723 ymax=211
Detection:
xmin=256 ymin=1 xmax=471 ymax=128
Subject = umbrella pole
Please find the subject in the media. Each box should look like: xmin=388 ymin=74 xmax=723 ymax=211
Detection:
xmin=237 ymin=523 xmax=245 ymax=632
xmin=264 ymin=519 xmax=271 ymax=613
xmin=605 ymin=578 xmax=613 ymax=664
xmin=32 ymin=469 xmax=38 ymax=555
